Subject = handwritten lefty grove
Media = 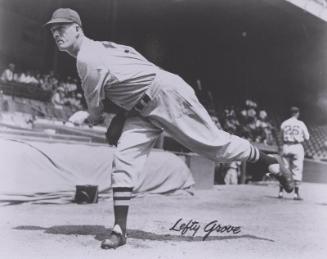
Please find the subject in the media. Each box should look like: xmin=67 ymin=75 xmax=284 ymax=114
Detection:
xmin=45 ymin=8 xmax=295 ymax=249
xmin=169 ymin=218 xmax=241 ymax=241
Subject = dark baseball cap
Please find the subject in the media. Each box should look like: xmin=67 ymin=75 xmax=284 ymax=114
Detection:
xmin=44 ymin=8 xmax=82 ymax=27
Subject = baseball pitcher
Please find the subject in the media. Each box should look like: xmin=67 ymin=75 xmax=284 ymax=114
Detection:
xmin=45 ymin=8 xmax=295 ymax=249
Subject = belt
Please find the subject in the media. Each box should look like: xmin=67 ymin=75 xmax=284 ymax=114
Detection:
xmin=283 ymin=141 xmax=301 ymax=145
xmin=133 ymin=93 xmax=151 ymax=113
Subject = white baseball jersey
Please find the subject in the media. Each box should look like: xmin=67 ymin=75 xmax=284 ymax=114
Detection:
xmin=280 ymin=117 xmax=309 ymax=143
xmin=74 ymin=37 xmax=255 ymax=189
xmin=280 ymin=117 xmax=309 ymax=182
xmin=77 ymin=38 xmax=159 ymax=112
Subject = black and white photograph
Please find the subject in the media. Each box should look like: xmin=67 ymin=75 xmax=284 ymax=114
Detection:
xmin=0 ymin=0 xmax=327 ymax=258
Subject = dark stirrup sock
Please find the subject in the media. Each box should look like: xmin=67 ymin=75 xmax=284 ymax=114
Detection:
xmin=247 ymin=145 xmax=279 ymax=178
xmin=113 ymin=187 xmax=132 ymax=234
xmin=247 ymin=145 xmax=278 ymax=166
xmin=294 ymin=187 xmax=299 ymax=195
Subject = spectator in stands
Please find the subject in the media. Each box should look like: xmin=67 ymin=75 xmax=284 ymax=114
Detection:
xmin=40 ymin=74 xmax=54 ymax=91
xmin=52 ymin=86 xmax=66 ymax=107
xmin=255 ymin=110 xmax=267 ymax=142
xmin=17 ymin=70 xmax=38 ymax=85
xmin=240 ymin=100 xmax=257 ymax=122
xmin=224 ymin=161 xmax=241 ymax=185
xmin=64 ymin=76 xmax=78 ymax=93
xmin=237 ymin=100 xmax=258 ymax=141
xmin=222 ymin=107 xmax=240 ymax=135
xmin=72 ymin=78 xmax=79 ymax=90
xmin=255 ymin=110 xmax=274 ymax=145
xmin=1 ymin=63 xmax=15 ymax=82
xmin=245 ymin=99 xmax=258 ymax=109
xmin=243 ymin=116 xmax=257 ymax=141
xmin=35 ymin=72 xmax=44 ymax=87
xmin=67 ymin=92 xmax=84 ymax=112
xmin=246 ymin=105 xmax=257 ymax=119
xmin=41 ymin=71 xmax=58 ymax=91
xmin=12 ymin=71 xmax=19 ymax=81
xmin=17 ymin=71 xmax=27 ymax=83
xmin=228 ymin=106 xmax=237 ymax=118
xmin=223 ymin=113 xmax=239 ymax=135
xmin=57 ymin=80 xmax=66 ymax=92
xmin=258 ymin=109 xmax=267 ymax=121
xmin=51 ymin=87 xmax=67 ymax=119
xmin=51 ymin=76 xmax=59 ymax=89
xmin=239 ymin=108 xmax=248 ymax=125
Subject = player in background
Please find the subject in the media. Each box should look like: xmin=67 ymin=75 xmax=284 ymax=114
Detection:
xmin=279 ymin=106 xmax=310 ymax=200
xmin=45 ymin=8 xmax=295 ymax=249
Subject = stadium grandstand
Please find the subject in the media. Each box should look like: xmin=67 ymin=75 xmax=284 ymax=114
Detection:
xmin=1 ymin=0 xmax=327 ymax=192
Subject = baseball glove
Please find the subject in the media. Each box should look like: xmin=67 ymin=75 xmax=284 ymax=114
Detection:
xmin=105 ymin=112 xmax=126 ymax=146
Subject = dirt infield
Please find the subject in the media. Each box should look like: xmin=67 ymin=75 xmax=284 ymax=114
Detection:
xmin=0 ymin=182 xmax=326 ymax=259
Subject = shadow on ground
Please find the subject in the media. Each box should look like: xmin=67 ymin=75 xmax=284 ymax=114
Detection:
xmin=0 ymin=192 xmax=74 ymax=206
xmin=264 ymin=195 xmax=304 ymax=202
xmin=0 ymin=192 xmax=113 ymax=206
xmin=14 ymin=225 xmax=274 ymax=243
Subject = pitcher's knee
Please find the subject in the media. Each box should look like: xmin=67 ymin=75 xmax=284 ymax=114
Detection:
xmin=112 ymin=169 xmax=135 ymax=189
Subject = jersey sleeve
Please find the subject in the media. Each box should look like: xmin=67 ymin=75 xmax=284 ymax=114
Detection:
xmin=77 ymin=59 xmax=110 ymax=122
xmin=280 ymin=121 xmax=285 ymax=131
xmin=83 ymin=67 xmax=109 ymax=108
xmin=301 ymin=122 xmax=310 ymax=140
xmin=78 ymin=59 xmax=109 ymax=104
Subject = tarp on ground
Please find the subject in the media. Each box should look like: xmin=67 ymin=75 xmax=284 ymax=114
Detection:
xmin=0 ymin=138 xmax=194 ymax=197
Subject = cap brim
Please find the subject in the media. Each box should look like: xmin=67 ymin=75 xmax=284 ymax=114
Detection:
xmin=43 ymin=18 xmax=75 ymax=27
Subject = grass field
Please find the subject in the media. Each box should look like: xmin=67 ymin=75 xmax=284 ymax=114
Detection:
xmin=0 ymin=182 xmax=326 ymax=259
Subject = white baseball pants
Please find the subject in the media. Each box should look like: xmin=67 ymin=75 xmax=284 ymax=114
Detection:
xmin=282 ymin=143 xmax=305 ymax=183
xmin=112 ymin=70 xmax=253 ymax=188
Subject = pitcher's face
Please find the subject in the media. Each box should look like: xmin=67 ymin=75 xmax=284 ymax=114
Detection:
xmin=50 ymin=23 xmax=79 ymax=51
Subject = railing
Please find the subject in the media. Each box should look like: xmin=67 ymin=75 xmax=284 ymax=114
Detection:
xmin=0 ymin=81 xmax=52 ymax=102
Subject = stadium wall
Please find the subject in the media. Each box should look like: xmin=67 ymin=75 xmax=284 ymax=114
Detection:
xmin=303 ymin=159 xmax=327 ymax=183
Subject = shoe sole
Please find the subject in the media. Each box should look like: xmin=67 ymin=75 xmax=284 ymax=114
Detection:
xmin=101 ymin=242 xmax=126 ymax=249
xmin=101 ymin=238 xmax=126 ymax=249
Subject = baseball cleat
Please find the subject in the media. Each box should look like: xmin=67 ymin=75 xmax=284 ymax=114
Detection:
xmin=101 ymin=225 xmax=126 ymax=249
xmin=277 ymin=193 xmax=283 ymax=199
xmin=268 ymin=156 xmax=295 ymax=193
